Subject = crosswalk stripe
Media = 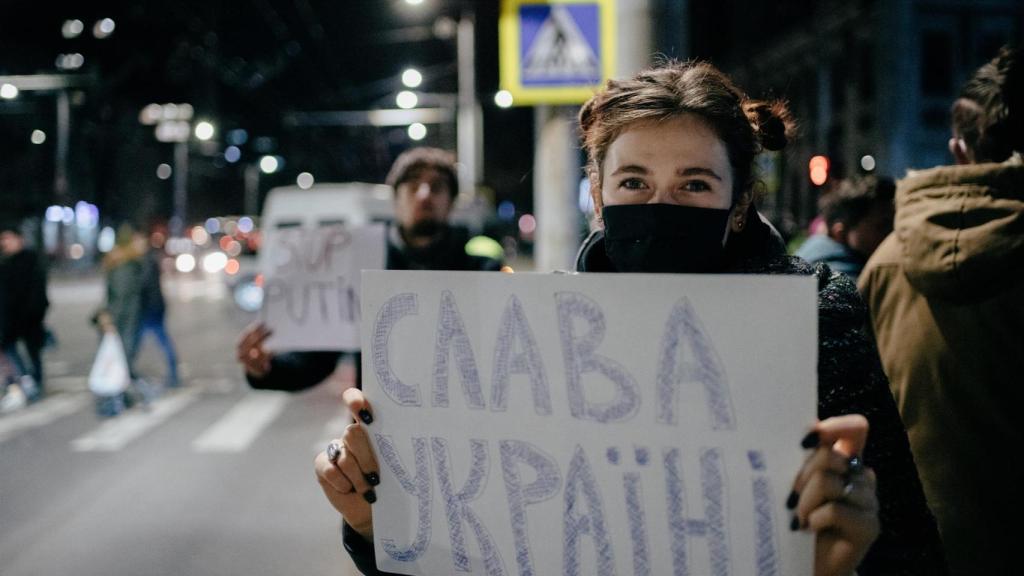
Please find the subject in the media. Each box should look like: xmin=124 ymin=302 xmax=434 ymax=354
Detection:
xmin=0 ymin=393 xmax=90 ymax=444
xmin=192 ymin=391 xmax=290 ymax=453
xmin=70 ymin=389 xmax=199 ymax=452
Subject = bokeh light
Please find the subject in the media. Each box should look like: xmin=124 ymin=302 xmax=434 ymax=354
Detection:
xmin=175 ymin=254 xmax=196 ymax=273
xmin=407 ymin=122 xmax=427 ymax=141
xmin=401 ymin=68 xmax=423 ymax=88
xmin=396 ymin=91 xmax=418 ymax=109
xmin=191 ymin=226 xmax=210 ymax=246
xmin=494 ymin=90 xmax=514 ymax=108
xmin=518 ymin=214 xmax=537 ymax=235
xmin=260 ymin=155 xmax=279 ymax=174
xmin=202 ymin=251 xmax=228 ymax=273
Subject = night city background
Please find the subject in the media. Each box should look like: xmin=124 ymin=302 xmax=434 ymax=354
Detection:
xmin=1 ymin=1 xmax=1021 ymax=575
xmin=2 ymin=0 xmax=1021 ymax=263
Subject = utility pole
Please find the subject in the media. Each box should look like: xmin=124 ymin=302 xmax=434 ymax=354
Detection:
xmin=172 ymin=141 xmax=189 ymax=237
xmin=456 ymin=11 xmax=481 ymax=198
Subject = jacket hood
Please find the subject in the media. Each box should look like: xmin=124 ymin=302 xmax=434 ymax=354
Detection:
xmin=895 ymin=154 xmax=1024 ymax=302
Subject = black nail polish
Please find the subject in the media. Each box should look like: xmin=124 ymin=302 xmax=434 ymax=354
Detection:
xmin=363 ymin=489 xmax=377 ymax=504
xmin=790 ymin=516 xmax=800 ymax=531
xmin=786 ymin=491 xmax=799 ymax=510
xmin=366 ymin=472 xmax=380 ymax=486
xmin=359 ymin=409 xmax=373 ymax=425
xmin=800 ymin=431 xmax=820 ymax=449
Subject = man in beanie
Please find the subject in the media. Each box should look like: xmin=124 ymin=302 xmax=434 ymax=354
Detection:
xmin=236 ymin=147 xmax=503 ymax=391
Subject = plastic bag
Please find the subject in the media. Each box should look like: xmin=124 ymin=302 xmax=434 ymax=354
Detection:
xmin=88 ymin=332 xmax=131 ymax=396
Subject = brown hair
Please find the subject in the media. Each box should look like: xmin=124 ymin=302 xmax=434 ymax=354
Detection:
xmin=818 ymin=175 xmax=896 ymax=227
xmin=385 ymin=147 xmax=459 ymax=198
xmin=951 ymin=44 xmax=1023 ymax=163
xmin=579 ymin=60 xmax=796 ymax=202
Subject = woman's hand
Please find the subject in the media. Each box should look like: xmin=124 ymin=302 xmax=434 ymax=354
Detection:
xmin=236 ymin=322 xmax=273 ymax=377
xmin=790 ymin=414 xmax=880 ymax=576
xmin=314 ymin=387 xmax=380 ymax=540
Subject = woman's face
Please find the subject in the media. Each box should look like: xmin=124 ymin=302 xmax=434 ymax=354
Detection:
xmin=596 ymin=114 xmax=735 ymax=212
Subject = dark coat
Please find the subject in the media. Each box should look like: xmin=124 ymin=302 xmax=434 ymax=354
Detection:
xmin=139 ymin=248 xmax=167 ymax=319
xmin=103 ymin=248 xmax=144 ymax=357
xmin=0 ymin=248 xmax=49 ymax=346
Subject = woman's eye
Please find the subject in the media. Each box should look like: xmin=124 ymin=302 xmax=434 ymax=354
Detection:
xmin=620 ymin=178 xmax=647 ymax=190
xmin=683 ymin=180 xmax=712 ymax=192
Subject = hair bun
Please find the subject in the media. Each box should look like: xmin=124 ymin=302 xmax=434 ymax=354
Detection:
xmin=743 ymin=100 xmax=795 ymax=151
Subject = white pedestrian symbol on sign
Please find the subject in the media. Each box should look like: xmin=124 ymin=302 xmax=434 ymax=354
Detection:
xmin=523 ymin=6 xmax=600 ymax=82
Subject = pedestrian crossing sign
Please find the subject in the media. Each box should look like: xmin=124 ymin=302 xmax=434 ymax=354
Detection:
xmin=500 ymin=0 xmax=616 ymax=105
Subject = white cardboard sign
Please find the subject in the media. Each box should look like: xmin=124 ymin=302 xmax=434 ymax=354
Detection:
xmin=361 ymin=270 xmax=817 ymax=575
xmin=260 ymin=224 xmax=386 ymax=351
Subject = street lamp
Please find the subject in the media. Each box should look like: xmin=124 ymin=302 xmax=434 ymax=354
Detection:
xmin=0 ymin=83 xmax=18 ymax=99
xmin=408 ymin=122 xmax=427 ymax=141
xmin=494 ymin=90 xmax=514 ymax=108
xmin=396 ymin=90 xmax=418 ymax=109
xmin=93 ymin=18 xmax=116 ymax=39
xmin=296 ymin=172 xmax=315 ymax=189
xmin=401 ymin=3 xmax=479 ymax=196
xmin=61 ymin=19 xmax=84 ymax=39
xmin=194 ymin=121 xmax=215 ymax=141
xmin=259 ymin=155 xmax=279 ymax=174
xmin=140 ymin=102 xmax=199 ymax=237
xmin=401 ymin=68 xmax=423 ymax=88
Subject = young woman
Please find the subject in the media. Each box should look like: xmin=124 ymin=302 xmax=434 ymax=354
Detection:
xmin=316 ymin=60 xmax=947 ymax=576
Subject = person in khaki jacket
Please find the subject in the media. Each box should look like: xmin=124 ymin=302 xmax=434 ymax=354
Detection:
xmin=858 ymin=44 xmax=1024 ymax=576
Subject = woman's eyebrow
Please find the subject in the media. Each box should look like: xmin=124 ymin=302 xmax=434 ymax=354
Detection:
xmin=678 ymin=167 xmax=723 ymax=181
xmin=609 ymin=164 xmax=648 ymax=176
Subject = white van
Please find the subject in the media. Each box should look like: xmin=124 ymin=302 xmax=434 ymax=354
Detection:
xmin=261 ymin=181 xmax=490 ymax=232
xmin=229 ymin=183 xmax=393 ymax=312
xmin=261 ymin=182 xmax=395 ymax=229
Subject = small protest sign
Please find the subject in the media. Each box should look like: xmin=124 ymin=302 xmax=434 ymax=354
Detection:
xmin=259 ymin=223 xmax=385 ymax=351
xmin=361 ymin=270 xmax=818 ymax=575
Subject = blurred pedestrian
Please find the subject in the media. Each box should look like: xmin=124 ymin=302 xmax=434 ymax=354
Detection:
xmin=0 ymin=220 xmax=50 ymax=402
xmin=98 ymin=224 xmax=158 ymax=395
xmin=102 ymin=224 xmax=145 ymax=365
xmin=795 ymin=175 xmax=895 ymax=279
xmin=237 ymin=147 xmax=504 ymax=393
xmin=318 ymin=60 xmax=947 ymax=576
xmin=859 ymin=44 xmax=1024 ymax=576
xmin=128 ymin=225 xmax=179 ymax=388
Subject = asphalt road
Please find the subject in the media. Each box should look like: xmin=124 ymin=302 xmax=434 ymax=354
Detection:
xmin=0 ymin=271 xmax=362 ymax=576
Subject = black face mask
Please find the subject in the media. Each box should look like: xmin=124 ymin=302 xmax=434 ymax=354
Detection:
xmin=601 ymin=203 xmax=732 ymax=273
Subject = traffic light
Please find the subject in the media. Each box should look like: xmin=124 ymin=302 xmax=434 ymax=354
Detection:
xmin=809 ymin=155 xmax=829 ymax=186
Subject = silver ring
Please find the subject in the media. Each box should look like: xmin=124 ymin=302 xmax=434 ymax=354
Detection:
xmin=846 ymin=455 xmax=864 ymax=478
xmin=842 ymin=481 xmax=855 ymax=498
xmin=327 ymin=441 xmax=341 ymax=463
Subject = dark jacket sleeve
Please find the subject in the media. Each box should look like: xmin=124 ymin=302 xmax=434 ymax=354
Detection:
xmin=814 ymin=266 xmax=948 ymax=575
xmin=246 ymin=351 xmax=344 ymax=392
xmin=342 ymin=522 xmax=405 ymax=576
